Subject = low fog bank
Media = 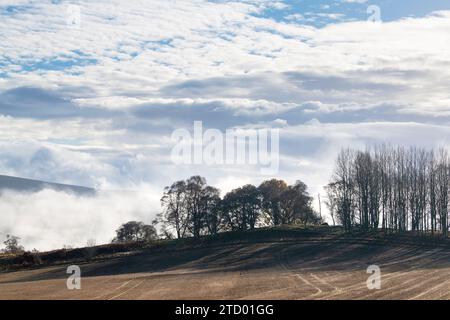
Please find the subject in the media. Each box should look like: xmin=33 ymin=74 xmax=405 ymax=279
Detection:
xmin=0 ymin=188 xmax=160 ymax=251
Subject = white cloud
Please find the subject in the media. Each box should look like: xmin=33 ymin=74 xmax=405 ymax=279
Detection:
xmin=0 ymin=1 xmax=449 ymax=248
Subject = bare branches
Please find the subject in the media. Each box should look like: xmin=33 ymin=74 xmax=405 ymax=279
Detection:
xmin=327 ymin=146 xmax=450 ymax=236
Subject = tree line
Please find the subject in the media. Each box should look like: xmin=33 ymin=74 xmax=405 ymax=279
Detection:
xmin=2 ymin=175 xmax=320 ymax=252
xmin=326 ymin=145 xmax=449 ymax=236
xmin=157 ymin=176 xmax=321 ymax=239
xmin=5 ymin=144 xmax=449 ymax=253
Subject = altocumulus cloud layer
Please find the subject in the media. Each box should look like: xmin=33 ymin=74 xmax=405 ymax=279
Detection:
xmin=0 ymin=0 xmax=450 ymax=249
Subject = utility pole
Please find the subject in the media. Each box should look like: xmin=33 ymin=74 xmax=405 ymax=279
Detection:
xmin=318 ymin=193 xmax=322 ymax=220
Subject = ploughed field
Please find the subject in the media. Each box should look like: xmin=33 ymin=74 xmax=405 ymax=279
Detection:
xmin=1 ymin=227 xmax=450 ymax=300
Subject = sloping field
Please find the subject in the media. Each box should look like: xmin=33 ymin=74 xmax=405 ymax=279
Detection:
xmin=1 ymin=227 xmax=450 ymax=300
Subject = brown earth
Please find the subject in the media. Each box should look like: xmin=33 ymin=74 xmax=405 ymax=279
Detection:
xmin=1 ymin=227 xmax=449 ymax=300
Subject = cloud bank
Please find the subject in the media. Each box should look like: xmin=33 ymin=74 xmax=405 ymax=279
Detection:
xmin=0 ymin=1 xmax=449 ymax=249
xmin=0 ymin=189 xmax=160 ymax=251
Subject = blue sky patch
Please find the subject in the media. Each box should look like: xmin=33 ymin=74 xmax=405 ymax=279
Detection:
xmin=19 ymin=51 xmax=97 ymax=73
xmin=254 ymin=0 xmax=450 ymax=27
xmin=0 ymin=4 xmax=33 ymax=16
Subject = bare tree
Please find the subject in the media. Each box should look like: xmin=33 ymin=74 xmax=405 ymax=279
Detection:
xmin=185 ymin=176 xmax=209 ymax=238
xmin=436 ymin=149 xmax=449 ymax=237
xmin=324 ymin=184 xmax=337 ymax=226
xmin=328 ymin=149 xmax=356 ymax=231
xmin=354 ymin=150 xmax=372 ymax=229
xmin=202 ymin=186 xmax=222 ymax=235
xmin=160 ymin=180 xmax=188 ymax=239
xmin=3 ymin=234 xmax=25 ymax=254
xmin=328 ymin=145 xmax=450 ymax=236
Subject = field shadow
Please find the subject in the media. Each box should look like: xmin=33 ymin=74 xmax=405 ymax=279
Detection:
xmin=4 ymin=231 xmax=450 ymax=285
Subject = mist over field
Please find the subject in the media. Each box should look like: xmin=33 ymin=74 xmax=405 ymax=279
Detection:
xmin=0 ymin=189 xmax=160 ymax=251
xmin=1 ymin=0 xmax=450 ymax=303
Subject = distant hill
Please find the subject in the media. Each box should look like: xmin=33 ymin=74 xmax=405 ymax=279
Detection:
xmin=0 ymin=175 xmax=95 ymax=195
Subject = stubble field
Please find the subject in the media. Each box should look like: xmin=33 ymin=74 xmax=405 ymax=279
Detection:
xmin=1 ymin=227 xmax=449 ymax=300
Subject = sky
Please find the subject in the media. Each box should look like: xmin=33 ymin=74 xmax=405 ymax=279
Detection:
xmin=1 ymin=0 xmax=450 ymax=250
